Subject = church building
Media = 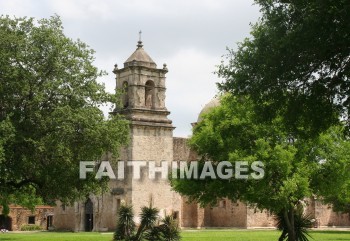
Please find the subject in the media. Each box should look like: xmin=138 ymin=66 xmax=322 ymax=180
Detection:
xmin=52 ymin=38 xmax=350 ymax=231
xmin=5 ymin=38 xmax=344 ymax=232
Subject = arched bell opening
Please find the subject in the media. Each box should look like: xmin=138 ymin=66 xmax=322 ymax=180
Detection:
xmin=145 ymin=80 xmax=155 ymax=108
xmin=122 ymin=81 xmax=129 ymax=108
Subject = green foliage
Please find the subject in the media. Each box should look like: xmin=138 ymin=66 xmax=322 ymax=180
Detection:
xmin=134 ymin=206 xmax=159 ymax=241
xmin=0 ymin=15 xmax=129 ymax=209
xmin=218 ymin=0 xmax=350 ymax=136
xmin=172 ymin=95 xmax=312 ymax=212
xmin=311 ymin=126 xmax=350 ymax=214
xmin=114 ymin=205 xmax=181 ymax=241
xmin=143 ymin=227 xmax=162 ymax=241
xmin=114 ymin=204 xmax=135 ymax=241
xmin=20 ymin=224 xmax=42 ymax=231
xmin=157 ymin=215 xmax=181 ymax=241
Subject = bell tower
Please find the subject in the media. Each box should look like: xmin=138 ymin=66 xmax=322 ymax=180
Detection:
xmin=112 ymin=36 xmax=180 ymax=220
xmin=113 ymin=37 xmax=172 ymax=128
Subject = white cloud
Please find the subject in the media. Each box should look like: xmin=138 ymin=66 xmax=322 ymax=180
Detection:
xmin=0 ymin=0 xmax=44 ymax=17
xmin=164 ymin=48 xmax=220 ymax=137
xmin=47 ymin=0 xmax=228 ymax=21
xmin=48 ymin=0 xmax=117 ymax=21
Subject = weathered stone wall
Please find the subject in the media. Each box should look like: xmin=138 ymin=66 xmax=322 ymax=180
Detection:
xmin=54 ymin=192 xmax=124 ymax=232
xmin=95 ymin=193 xmax=122 ymax=230
xmin=1 ymin=205 xmax=53 ymax=231
xmin=174 ymin=137 xmax=200 ymax=228
xmin=314 ymin=200 xmax=350 ymax=227
xmin=173 ymin=137 xmax=198 ymax=162
xmin=181 ymin=197 xmax=199 ymax=227
xmin=53 ymin=202 xmax=77 ymax=231
xmin=246 ymin=207 xmax=276 ymax=228
xmin=130 ymin=125 xmax=181 ymax=223
xmin=208 ymin=200 xmax=248 ymax=228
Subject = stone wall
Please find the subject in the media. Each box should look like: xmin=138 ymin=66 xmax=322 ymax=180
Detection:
xmin=173 ymin=137 xmax=198 ymax=162
xmin=54 ymin=180 xmax=128 ymax=232
xmin=181 ymin=197 xmax=199 ymax=227
xmin=53 ymin=203 xmax=76 ymax=231
xmin=314 ymin=200 xmax=350 ymax=227
xmin=0 ymin=205 xmax=54 ymax=231
xmin=246 ymin=207 xmax=276 ymax=228
xmin=208 ymin=200 xmax=247 ymax=228
xmin=130 ymin=125 xmax=181 ymax=223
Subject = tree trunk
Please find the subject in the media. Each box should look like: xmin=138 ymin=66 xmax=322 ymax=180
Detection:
xmin=288 ymin=208 xmax=296 ymax=241
xmin=283 ymin=208 xmax=296 ymax=241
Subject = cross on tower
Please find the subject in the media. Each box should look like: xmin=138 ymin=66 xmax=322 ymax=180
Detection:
xmin=137 ymin=30 xmax=143 ymax=48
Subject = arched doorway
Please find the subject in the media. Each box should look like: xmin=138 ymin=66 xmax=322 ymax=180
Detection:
xmin=85 ymin=199 xmax=93 ymax=232
xmin=0 ymin=215 xmax=12 ymax=231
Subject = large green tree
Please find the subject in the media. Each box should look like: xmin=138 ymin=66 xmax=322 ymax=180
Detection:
xmin=0 ymin=15 xmax=129 ymax=210
xmin=171 ymin=94 xmax=350 ymax=241
xmin=218 ymin=0 xmax=350 ymax=136
xmin=173 ymin=1 xmax=350 ymax=240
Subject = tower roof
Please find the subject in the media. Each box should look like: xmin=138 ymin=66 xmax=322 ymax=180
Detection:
xmin=124 ymin=40 xmax=157 ymax=68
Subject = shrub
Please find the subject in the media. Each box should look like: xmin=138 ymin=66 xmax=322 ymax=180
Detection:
xmin=157 ymin=215 xmax=181 ymax=241
xmin=275 ymin=208 xmax=313 ymax=241
xmin=20 ymin=224 xmax=42 ymax=231
xmin=114 ymin=204 xmax=181 ymax=241
xmin=114 ymin=204 xmax=135 ymax=241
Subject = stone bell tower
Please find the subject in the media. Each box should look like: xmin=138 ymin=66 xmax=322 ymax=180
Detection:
xmin=112 ymin=36 xmax=181 ymax=221
xmin=113 ymin=39 xmax=172 ymax=125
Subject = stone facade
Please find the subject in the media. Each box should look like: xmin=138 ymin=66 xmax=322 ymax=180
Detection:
xmin=50 ymin=40 xmax=350 ymax=231
xmin=0 ymin=205 xmax=53 ymax=231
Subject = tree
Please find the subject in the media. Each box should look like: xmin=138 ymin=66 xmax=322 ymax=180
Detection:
xmin=171 ymin=94 xmax=350 ymax=241
xmin=218 ymin=0 xmax=350 ymax=137
xmin=0 ymin=15 xmax=129 ymax=209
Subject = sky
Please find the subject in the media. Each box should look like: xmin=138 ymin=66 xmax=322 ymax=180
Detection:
xmin=0 ymin=0 xmax=261 ymax=137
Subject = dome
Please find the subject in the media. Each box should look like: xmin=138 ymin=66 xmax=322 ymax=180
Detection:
xmin=197 ymin=97 xmax=220 ymax=123
xmin=124 ymin=41 xmax=157 ymax=68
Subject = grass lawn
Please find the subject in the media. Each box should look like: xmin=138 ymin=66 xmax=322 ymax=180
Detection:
xmin=0 ymin=230 xmax=350 ymax=241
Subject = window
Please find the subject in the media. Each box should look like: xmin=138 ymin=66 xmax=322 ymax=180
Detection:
xmin=173 ymin=211 xmax=179 ymax=220
xmin=116 ymin=199 xmax=121 ymax=211
xmin=122 ymin=81 xmax=129 ymax=108
xmin=145 ymin=80 xmax=155 ymax=108
xmin=28 ymin=216 xmax=35 ymax=224
xmin=219 ymin=199 xmax=226 ymax=209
